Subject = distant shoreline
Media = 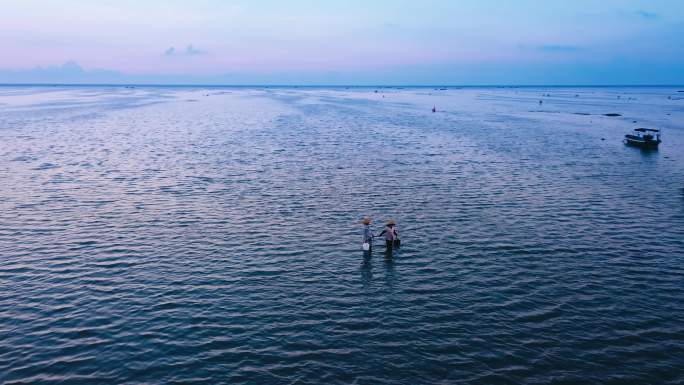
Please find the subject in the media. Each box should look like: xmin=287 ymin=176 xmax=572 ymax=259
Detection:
xmin=1 ymin=83 xmax=683 ymax=89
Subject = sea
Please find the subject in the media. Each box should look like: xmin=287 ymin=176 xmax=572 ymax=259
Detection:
xmin=1 ymin=85 xmax=683 ymax=384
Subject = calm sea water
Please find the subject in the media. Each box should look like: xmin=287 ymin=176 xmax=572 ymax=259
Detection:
xmin=1 ymin=86 xmax=683 ymax=384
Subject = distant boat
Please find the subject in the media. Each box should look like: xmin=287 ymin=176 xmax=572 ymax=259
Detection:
xmin=624 ymin=128 xmax=661 ymax=149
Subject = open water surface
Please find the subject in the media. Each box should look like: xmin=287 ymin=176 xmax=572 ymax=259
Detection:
xmin=1 ymin=86 xmax=683 ymax=384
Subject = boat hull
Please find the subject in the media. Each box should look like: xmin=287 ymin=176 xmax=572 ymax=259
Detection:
xmin=624 ymin=135 xmax=660 ymax=149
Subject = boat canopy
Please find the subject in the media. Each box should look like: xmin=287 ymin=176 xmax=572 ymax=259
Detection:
xmin=634 ymin=128 xmax=660 ymax=132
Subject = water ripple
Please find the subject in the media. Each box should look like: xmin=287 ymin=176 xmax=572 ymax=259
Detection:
xmin=1 ymin=86 xmax=683 ymax=384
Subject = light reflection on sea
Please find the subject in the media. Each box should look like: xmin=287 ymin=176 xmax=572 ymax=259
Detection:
xmin=1 ymin=86 xmax=683 ymax=384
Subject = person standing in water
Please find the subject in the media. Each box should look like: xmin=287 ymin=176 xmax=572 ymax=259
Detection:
xmin=362 ymin=217 xmax=375 ymax=250
xmin=378 ymin=219 xmax=399 ymax=252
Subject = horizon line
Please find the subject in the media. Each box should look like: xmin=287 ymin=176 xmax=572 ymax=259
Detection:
xmin=1 ymin=83 xmax=683 ymax=88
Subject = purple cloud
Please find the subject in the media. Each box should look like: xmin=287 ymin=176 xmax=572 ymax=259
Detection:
xmin=164 ymin=45 xmax=206 ymax=57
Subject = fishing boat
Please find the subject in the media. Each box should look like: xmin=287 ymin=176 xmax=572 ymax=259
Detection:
xmin=624 ymin=128 xmax=661 ymax=149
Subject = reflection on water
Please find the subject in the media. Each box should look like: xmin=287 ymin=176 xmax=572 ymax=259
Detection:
xmin=1 ymin=86 xmax=683 ymax=384
xmin=360 ymin=256 xmax=373 ymax=287
xmin=383 ymin=255 xmax=396 ymax=288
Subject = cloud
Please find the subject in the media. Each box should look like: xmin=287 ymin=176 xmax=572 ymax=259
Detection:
xmin=517 ymin=44 xmax=583 ymax=53
xmin=0 ymin=61 xmax=123 ymax=83
xmin=537 ymin=45 xmax=581 ymax=52
xmin=164 ymin=44 xmax=206 ymax=56
xmin=185 ymin=44 xmax=205 ymax=55
xmin=635 ymin=10 xmax=659 ymax=19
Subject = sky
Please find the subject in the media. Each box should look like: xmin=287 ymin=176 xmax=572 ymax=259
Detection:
xmin=1 ymin=0 xmax=683 ymax=85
